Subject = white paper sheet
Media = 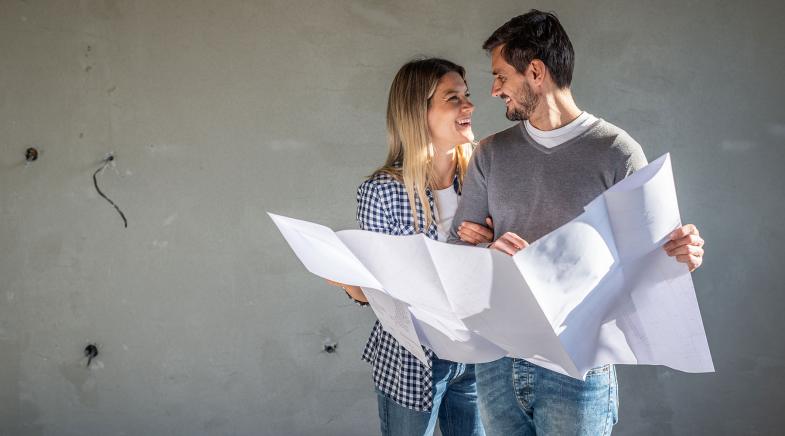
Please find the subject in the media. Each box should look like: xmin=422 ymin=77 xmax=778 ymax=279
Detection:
xmin=408 ymin=305 xmax=508 ymax=364
xmin=268 ymin=214 xmax=382 ymax=290
xmin=269 ymin=153 xmax=714 ymax=379
xmin=337 ymin=230 xmax=454 ymax=319
xmin=361 ymin=287 xmax=430 ymax=366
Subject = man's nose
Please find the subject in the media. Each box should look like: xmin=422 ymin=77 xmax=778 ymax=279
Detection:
xmin=491 ymin=81 xmax=501 ymax=97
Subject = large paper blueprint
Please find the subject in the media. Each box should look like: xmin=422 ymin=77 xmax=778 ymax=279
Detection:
xmin=269 ymin=154 xmax=714 ymax=379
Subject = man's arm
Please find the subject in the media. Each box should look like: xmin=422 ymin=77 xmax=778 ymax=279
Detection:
xmin=448 ymin=142 xmax=491 ymax=245
xmin=616 ymin=134 xmax=705 ymax=272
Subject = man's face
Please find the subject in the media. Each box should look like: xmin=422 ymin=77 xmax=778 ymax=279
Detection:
xmin=490 ymin=45 xmax=539 ymax=121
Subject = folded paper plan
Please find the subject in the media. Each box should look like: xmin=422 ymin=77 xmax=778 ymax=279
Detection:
xmin=269 ymin=154 xmax=714 ymax=379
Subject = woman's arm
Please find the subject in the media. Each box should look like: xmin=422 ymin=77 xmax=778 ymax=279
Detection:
xmin=326 ymin=178 xmax=395 ymax=306
xmin=326 ymin=280 xmax=368 ymax=304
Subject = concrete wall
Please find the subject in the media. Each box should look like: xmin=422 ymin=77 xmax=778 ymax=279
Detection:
xmin=1 ymin=1 xmax=783 ymax=434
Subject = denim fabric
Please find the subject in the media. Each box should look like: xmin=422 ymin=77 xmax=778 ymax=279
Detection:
xmin=377 ymin=357 xmax=486 ymax=436
xmin=476 ymin=358 xmax=618 ymax=436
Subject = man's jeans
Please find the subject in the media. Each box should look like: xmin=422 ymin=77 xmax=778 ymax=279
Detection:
xmin=476 ymin=358 xmax=618 ymax=436
xmin=377 ymin=357 xmax=486 ymax=436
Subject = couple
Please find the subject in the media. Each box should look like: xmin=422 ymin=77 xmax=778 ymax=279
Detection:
xmin=332 ymin=10 xmax=706 ymax=436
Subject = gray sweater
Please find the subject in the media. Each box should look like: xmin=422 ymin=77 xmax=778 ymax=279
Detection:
xmin=448 ymin=119 xmax=648 ymax=244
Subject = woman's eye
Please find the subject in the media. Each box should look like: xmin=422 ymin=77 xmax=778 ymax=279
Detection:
xmin=465 ymin=93 xmax=471 ymax=98
xmin=448 ymin=96 xmax=459 ymax=101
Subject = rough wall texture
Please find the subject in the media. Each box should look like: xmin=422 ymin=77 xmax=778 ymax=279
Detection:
xmin=1 ymin=1 xmax=783 ymax=435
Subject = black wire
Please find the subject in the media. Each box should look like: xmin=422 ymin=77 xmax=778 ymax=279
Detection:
xmin=93 ymin=158 xmax=128 ymax=228
xmin=84 ymin=344 xmax=98 ymax=368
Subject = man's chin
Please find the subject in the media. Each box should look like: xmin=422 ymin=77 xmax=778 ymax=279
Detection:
xmin=505 ymin=109 xmax=524 ymax=122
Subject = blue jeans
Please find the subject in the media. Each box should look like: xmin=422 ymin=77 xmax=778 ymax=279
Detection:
xmin=377 ymin=357 xmax=486 ymax=436
xmin=476 ymin=358 xmax=618 ymax=436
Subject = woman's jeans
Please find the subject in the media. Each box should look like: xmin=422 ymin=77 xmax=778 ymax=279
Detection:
xmin=476 ymin=358 xmax=619 ymax=436
xmin=377 ymin=357 xmax=486 ymax=436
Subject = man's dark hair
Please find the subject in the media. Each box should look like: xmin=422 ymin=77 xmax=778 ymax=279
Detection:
xmin=483 ymin=10 xmax=575 ymax=89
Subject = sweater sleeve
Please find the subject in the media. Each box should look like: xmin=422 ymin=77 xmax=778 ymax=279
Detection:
xmin=448 ymin=141 xmax=491 ymax=245
xmin=613 ymin=132 xmax=649 ymax=183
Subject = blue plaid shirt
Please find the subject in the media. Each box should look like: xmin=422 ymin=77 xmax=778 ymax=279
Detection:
xmin=356 ymin=171 xmax=459 ymax=412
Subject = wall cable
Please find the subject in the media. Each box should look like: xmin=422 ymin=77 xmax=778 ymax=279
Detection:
xmin=93 ymin=154 xmax=128 ymax=228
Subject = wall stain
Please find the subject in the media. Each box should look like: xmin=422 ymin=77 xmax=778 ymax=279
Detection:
xmin=58 ymin=359 xmax=99 ymax=408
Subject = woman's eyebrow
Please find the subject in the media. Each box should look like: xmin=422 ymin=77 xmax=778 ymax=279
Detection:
xmin=442 ymin=87 xmax=467 ymax=96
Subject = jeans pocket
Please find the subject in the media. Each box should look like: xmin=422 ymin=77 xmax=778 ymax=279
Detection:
xmin=585 ymin=364 xmax=611 ymax=377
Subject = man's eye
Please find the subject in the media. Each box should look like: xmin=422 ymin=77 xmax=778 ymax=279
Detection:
xmin=465 ymin=93 xmax=471 ymax=98
xmin=448 ymin=96 xmax=459 ymax=101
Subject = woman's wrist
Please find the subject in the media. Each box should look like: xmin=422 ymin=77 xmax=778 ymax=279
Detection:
xmin=342 ymin=285 xmax=369 ymax=306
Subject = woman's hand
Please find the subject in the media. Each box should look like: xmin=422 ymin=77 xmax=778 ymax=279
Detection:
xmin=325 ymin=279 xmax=368 ymax=304
xmin=458 ymin=217 xmax=495 ymax=245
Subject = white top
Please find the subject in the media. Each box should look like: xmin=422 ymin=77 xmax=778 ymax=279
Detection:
xmin=433 ymin=186 xmax=459 ymax=242
xmin=524 ymin=112 xmax=598 ymax=148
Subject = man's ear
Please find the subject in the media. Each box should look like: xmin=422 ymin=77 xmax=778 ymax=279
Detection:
xmin=528 ymin=59 xmax=548 ymax=86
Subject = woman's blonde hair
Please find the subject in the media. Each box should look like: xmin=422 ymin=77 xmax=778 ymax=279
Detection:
xmin=374 ymin=58 xmax=473 ymax=232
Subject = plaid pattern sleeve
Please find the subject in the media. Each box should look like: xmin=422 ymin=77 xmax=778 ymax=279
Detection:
xmin=356 ymin=172 xmax=438 ymax=412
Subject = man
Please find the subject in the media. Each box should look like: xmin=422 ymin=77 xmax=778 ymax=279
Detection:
xmin=449 ymin=10 xmax=705 ymax=435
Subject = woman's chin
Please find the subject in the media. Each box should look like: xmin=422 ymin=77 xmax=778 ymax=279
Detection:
xmin=460 ymin=132 xmax=475 ymax=144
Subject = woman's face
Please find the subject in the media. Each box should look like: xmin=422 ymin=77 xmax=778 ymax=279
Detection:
xmin=427 ymin=71 xmax=474 ymax=151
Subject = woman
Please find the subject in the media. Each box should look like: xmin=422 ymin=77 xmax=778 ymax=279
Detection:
xmin=331 ymin=58 xmax=493 ymax=436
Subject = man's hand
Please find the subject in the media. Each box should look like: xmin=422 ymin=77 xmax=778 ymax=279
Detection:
xmin=458 ymin=217 xmax=494 ymax=245
xmin=663 ymin=224 xmax=705 ymax=272
xmin=490 ymin=232 xmax=529 ymax=256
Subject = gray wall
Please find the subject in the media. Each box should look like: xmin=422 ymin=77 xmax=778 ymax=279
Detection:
xmin=1 ymin=0 xmax=783 ymax=435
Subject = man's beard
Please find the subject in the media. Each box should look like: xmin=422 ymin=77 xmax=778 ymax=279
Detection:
xmin=504 ymin=82 xmax=539 ymax=121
